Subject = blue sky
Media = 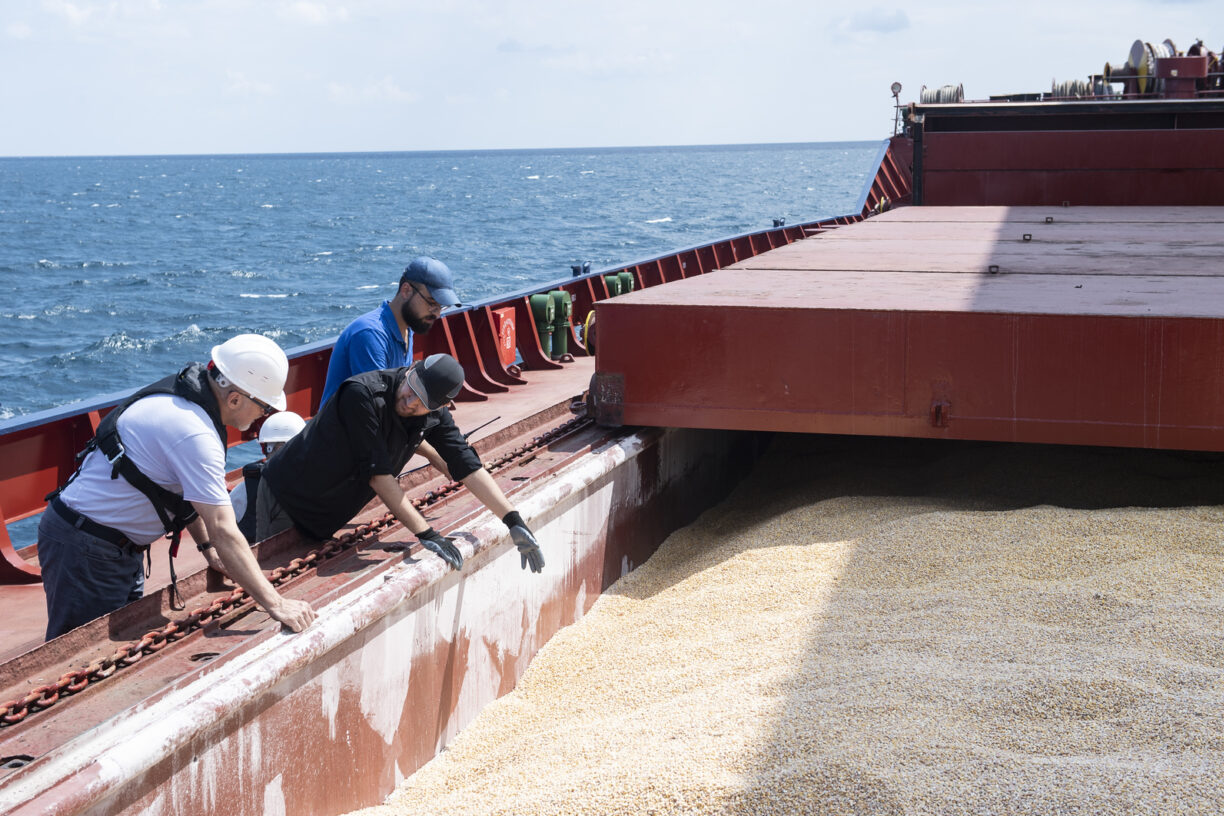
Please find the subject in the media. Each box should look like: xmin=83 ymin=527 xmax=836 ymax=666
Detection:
xmin=1 ymin=1 xmax=1218 ymax=156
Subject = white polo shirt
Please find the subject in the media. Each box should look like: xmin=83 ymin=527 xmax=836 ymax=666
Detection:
xmin=59 ymin=394 xmax=231 ymax=545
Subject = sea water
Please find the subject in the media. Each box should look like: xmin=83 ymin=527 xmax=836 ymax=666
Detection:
xmin=0 ymin=142 xmax=879 ymax=420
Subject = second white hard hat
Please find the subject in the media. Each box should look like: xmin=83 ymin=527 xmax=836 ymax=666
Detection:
xmin=211 ymin=334 xmax=289 ymax=411
xmin=258 ymin=411 xmax=305 ymax=444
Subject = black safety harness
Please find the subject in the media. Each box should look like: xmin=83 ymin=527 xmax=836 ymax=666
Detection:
xmin=49 ymin=363 xmax=227 ymax=608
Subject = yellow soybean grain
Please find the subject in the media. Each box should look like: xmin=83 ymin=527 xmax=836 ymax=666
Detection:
xmin=350 ymin=437 xmax=1224 ymax=816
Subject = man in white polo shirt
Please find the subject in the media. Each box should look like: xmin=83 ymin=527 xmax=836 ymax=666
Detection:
xmin=39 ymin=334 xmax=317 ymax=640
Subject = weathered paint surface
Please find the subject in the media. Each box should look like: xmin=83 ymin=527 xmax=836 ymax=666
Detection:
xmin=0 ymin=426 xmax=761 ymax=816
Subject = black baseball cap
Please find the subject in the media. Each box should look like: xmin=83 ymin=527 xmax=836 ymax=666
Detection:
xmin=405 ymin=354 xmax=465 ymax=410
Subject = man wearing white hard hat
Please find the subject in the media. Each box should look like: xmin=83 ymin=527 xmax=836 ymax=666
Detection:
xmin=39 ymin=334 xmax=317 ymax=640
xmin=230 ymin=411 xmax=306 ymax=542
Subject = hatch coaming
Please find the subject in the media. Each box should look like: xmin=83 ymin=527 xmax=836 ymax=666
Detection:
xmin=908 ymin=99 xmax=1224 ymax=206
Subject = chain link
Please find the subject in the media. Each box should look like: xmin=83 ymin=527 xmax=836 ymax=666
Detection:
xmin=0 ymin=416 xmax=589 ymax=728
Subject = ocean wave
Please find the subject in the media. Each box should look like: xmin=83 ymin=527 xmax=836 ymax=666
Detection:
xmin=645 ymin=217 xmax=673 ymax=224
xmin=64 ymin=325 xmax=228 ymax=363
xmin=93 ymin=332 xmax=148 ymax=353
xmin=36 ymin=259 xmax=130 ymax=270
xmin=239 ymin=293 xmax=292 ymax=298
xmin=42 ymin=304 xmax=95 ymax=317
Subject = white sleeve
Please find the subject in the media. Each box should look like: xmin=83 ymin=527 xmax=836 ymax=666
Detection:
xmin=229 ymin=483 xmax=248 ymax=519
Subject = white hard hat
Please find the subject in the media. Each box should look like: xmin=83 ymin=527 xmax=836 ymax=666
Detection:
xmin=258 ymin=411 xmax=305 ymax=444
xmin=210 ymin=334 xmax=289 ymax=411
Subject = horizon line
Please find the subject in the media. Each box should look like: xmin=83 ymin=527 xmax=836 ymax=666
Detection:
xmin=0 ymin=137 xmax=884 ymax=161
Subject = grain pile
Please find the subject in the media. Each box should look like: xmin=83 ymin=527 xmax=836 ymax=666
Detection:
xmin=351 ymin=436 xmax=1224 ymax=815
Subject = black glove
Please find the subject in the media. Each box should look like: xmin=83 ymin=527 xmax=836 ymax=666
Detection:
xmin=417 ymin=528 xmax=463 ymax=571
xmin=503 ymin=511 xmax=544 ymax=573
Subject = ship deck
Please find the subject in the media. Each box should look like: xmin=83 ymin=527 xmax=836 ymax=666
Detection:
xmin=0 ymin=357 xmax=595 ymax=662
xmin=594 ymin=205 xmax=1224 ymax=451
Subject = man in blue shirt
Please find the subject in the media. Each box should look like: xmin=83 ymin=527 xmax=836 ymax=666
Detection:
xmin=320 ymin=257 xmax=461 ymax=406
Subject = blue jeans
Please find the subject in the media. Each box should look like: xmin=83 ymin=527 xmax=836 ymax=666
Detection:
xmin=39 ymin=506 xmax=146 ymax=641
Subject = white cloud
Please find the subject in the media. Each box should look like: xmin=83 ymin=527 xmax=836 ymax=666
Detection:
xmin=846 ymin=7 xmax=910 ymax=33
xmin=226 ymin=71 xmax=275 ymax=97
xmin=497 ymin=39 xmax=575 ymax=57
xmin=278 ymin=2 xmax=349 ymax=25
xmin=41 ymin=0 xmax=94 ymax=26
xmin=541 ymin=49 xmax=674 ymax=79
xmin=326 ymin=77 xmax=417 ymax=104
xmin=5 ymin=22 xmax=33 ymax=39
xmin=117 ymin=0 xmax=162 ymax=12
xmin=39 ymin=0 xmax=163 ymax=27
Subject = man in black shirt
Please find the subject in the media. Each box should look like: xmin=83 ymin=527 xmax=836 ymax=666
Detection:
xmin=258 ymin=354 xmax=544 ymax=573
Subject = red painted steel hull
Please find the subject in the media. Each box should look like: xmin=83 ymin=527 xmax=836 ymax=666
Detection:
xmin=598 ymin=303 xmax=1224 ymax=450
xmin=593 ymin=205 xmax=1224 ymax=452
xmin=911 ymin=99 xmax=1224 ymax=207
xmin=921 ymin=129 xmax=1224 ymax=206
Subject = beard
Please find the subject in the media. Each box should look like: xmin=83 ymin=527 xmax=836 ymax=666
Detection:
xmin=401 ymin=302 xmax=436 ymax=335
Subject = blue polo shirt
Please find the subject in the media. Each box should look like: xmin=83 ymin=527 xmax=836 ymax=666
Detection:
xmin=320 ymin=301 xmax=412 ymax=406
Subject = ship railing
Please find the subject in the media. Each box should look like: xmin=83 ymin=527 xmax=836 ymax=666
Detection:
xmin=0 ymin=137 xmax=914 ymax=583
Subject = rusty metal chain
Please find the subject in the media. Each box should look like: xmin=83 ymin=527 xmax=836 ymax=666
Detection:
xmin=1 ymin=415 xmax=590 ymax=728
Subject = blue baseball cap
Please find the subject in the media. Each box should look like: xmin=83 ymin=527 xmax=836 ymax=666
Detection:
xmin=401 ymin=256 xmax=461 ymax=307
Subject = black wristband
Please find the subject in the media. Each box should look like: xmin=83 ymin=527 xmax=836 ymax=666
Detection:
xmin=502 ymin=511 xmax=525 ymax=529
xmin=196 ymin=540 xmax=213 ymax=552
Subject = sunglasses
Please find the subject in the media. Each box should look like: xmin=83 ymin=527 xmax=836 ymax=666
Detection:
xmin=244 ymin=392 xmax=276 ymax=417
xmin=408 ymin=283 xmax=441 ymax=310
